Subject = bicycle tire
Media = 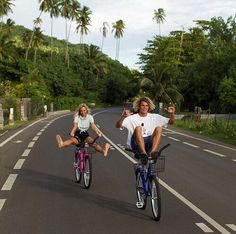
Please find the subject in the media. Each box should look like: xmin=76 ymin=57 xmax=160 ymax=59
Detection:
xmin=150 ymin=176 xmax=161 ymax=221
xmin=83 ymin=156 xmax=92 ymax=189
xmin=74 ymin=153 xmax=82 ymax=183
xmin=136 ymin=170 xmax=147 ymax=209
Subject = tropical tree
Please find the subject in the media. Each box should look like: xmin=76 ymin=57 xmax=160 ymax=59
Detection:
xmin=32 ymin=27 xmax=44 ymax=64
xmin=140 ymin=64 xmax=183 ymax=109
xmin=83 ymin=44 xmax=107 ymax=89
xmin=153 ymin=8 xmax=166 ymax=36
xmin=112 ymin=19 xmax=125 ymax=60
xmin=58 ymin=0 xmax=80 ymax=68
xmin=25 ymin=17 xmax=42 ymax=61
xmin=75 ymin=5 xmax=92 ymax=54
xmin=100 ymin=21 xmax=109 ymax=52
xmin=2 ymin=18 xmax=14 ymax=34
xmin=39 ymin=0 xmax=60 ymax=61
xmin=0 ymin=0 xmax=14 ymax=23
xmin=0 ymin=31 xmax=14 ymax=60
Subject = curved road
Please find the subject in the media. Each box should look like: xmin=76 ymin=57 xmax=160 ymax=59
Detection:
xmin=0 ymin=108 xmax=235 ymax=234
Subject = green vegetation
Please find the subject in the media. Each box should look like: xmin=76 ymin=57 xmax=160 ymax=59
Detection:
xmin=175 ymin=118 xmax=236 ymax=145
xmin=0 ymin=1 xmax=235 ymax=145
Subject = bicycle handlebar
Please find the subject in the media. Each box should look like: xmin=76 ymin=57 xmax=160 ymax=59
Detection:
xmin=157 ymin=143 xmax=170 ymax=156
xmin=91 ymin=135 xmax=99 ymax=144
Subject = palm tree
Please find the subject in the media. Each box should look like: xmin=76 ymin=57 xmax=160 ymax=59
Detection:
xmin=0 ymin=0 xmax=14 ymax=20
xmin=112 ymin=19 xmax=125 ymax=60
xmin=0 ymin=31 xmax=13 ymax=60
xmin=58 ymin=0 xmax=80 ymax=68
xmin=140 ymin=64 xmax=183 ymax=111
xmin=25 ymin=17 xmax=42 ymax=60
xmin=75 ymin=5 xmax=92 ymax=54
xmin=153 ymin=8 xmax=166 ymax=36
xmin=39 ymin=0 xmax=60 ymax=61
xmin=32 ymin=27 xmax=44 ymax=64
xmin=0 ymin=0 xmax=14 ymax=31
xmin=83 ymin=44 xmax=107 ymax=89
xmin=2 ymin=18 xmax=14 ymax=34
xmin=100 ymin=21 xmax=109 ymax=52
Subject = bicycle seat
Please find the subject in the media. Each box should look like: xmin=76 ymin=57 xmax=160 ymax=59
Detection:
xmin=76 ymin=141 xmax=86 ymax=148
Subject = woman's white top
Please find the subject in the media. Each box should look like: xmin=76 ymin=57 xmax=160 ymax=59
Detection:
xmin=74 ymin=114 xmax=94 ymax=132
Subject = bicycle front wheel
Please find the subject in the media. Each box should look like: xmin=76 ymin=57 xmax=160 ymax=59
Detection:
xmin=83 ymin=156 xmax=92 ymax=189
xmin=136 ymin=170 xmax=147 ymax=209
xmin=150 ymin=176 xmax=161 ymax=221
xmin=75 ymin=153 xmax=82 ymax=183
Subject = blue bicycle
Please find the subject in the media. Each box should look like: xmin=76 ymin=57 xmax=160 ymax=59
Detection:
xmin=126 ymin=143 xmax=170 ymax=221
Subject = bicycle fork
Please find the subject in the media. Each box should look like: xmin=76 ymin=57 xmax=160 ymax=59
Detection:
xmin=136 ymin=167 xmax=150 ymax=209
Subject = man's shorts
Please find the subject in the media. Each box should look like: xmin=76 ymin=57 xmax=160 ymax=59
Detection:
xmin=74 ymin=130 xmax=89 ymax=143
xmin=130 ymin=135 xmax=152 ymax=157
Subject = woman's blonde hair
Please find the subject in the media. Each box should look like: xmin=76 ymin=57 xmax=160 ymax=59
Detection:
xmin=76 ymin=103 xmax=91 ymax=116
xmin=133 ymin=97 xmax=155 ymax=112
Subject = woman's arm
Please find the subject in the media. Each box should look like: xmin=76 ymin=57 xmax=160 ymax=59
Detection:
xmin=69 ymin=122 xmax=78 ymax=136
xmin=91 ymin=123 xmax=102 ymax=137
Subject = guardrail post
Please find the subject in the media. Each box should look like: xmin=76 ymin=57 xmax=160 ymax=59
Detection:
xmin=9 ymin=107 xmax=14 ymax=125
xmin=0 ymin=103 xmax=3 ymax=130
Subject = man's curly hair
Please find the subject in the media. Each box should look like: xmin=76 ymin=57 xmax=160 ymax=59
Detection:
xmin=133 ymin=97 xmax=155 ymax=112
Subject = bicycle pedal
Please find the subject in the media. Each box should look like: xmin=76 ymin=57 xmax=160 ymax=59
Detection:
xmin=136 ymin=201 xmax=144 ymax=209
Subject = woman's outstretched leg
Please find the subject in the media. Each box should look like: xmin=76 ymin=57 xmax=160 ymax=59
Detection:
xmin=56 ymin=134 xmax=78 ymax=148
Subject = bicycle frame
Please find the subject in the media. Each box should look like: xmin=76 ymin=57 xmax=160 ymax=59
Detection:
xmin=137 ymin=161 xmax=156 ymax=196
xmin=75 ymin=143 xmax=89 ymax=172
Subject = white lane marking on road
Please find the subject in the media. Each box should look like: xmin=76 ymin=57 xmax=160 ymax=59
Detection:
xmin=36 ymin=132 xmax=42 ymax=136
xmin=168 ymin=136 xmax=180 ymax=141
xmin=32 ymin=136 xmax=39 ymax=141
xmin=226 ymin=224 xmax=236 ymax=231
xmin=0 ymin=118 xmax=45 ymax=147
xmin=1 ymin=174 xmax=18 ymax=191
xmin=165 ymin=128 xmax=236 ymax=152
xmin=22 ymin=149 xmax=31 ymax=157
xmin=28 ymin=142 xmax=35 ymax=148
xmin=183 ymin=142 xmax=199 ymax=148
xmin=232 ymin=159 xmax=236 ymax=162
xmin=102 ymin=134 xmax=136 ymax=164
xmin=14 ymin=140 xmax=23 ymax=143
xmin=100 ymin=129 xmax=231 ymax=234
xmin=159 ymin=179 xmax=230 ymax=234
xmin=93 ymin=110 xmax=232 ymax=233
xmin=0 ymin=199 xmax=6 ymax=211
xmin=13 ymin=159 xmax=25 ymax=169
xmin=203 ymin=149 xmax=226 ymax=157
xmin=162 ymin=133 xmax=166 ymax=136
xmin=196 ymin=223 xmax=214 ymax=233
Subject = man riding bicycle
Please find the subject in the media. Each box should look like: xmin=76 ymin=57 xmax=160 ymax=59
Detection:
xmin=116 ymin=97 xmax=175 ymax=163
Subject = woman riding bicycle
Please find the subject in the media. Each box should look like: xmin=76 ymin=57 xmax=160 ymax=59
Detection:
xmin=116 ymin=97 xmax=175 ymax=163
xmin=56 ymin=103 xmax=110 ymax=157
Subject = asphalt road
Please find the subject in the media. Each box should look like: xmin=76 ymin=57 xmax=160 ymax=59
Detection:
xmin=0 ymin=108 xmax=235 ymax=234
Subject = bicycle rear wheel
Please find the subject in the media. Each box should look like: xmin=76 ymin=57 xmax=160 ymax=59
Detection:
xmin=136 ymin=170 xmax=147 ymax=209
xmin=150 ymin=176 xmax=161 ymax=221
xmin=83 ymin=156 xmax=92 ymax=189
xmin=74 ymin=153 xmax=82 ymax=183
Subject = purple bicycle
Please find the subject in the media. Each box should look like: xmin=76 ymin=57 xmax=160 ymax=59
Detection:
xmin=74 ymin=137 xmax=98 ymax=189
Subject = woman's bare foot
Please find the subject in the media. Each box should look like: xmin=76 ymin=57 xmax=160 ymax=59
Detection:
xmin=103 ymin=143 xmax=110 ymax=157
xmin=56 ymin=134 xmax=63 ymax=148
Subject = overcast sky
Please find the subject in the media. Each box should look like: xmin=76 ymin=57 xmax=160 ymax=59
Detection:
xmin=8 ymin=0 xmax=236 ymax=70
